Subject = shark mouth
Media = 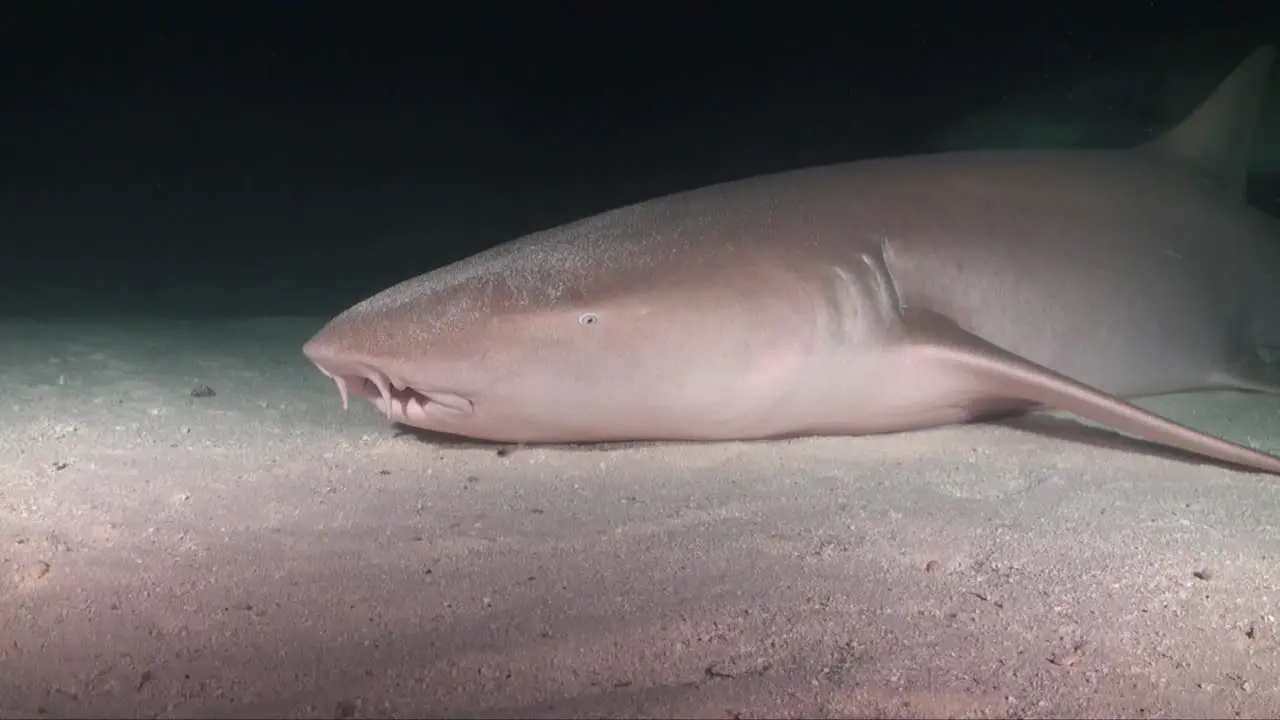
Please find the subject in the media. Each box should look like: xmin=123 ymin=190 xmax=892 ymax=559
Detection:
xmin=312 ymin=363 xmax=473 ymax=421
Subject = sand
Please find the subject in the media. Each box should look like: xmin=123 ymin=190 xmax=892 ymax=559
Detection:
xmin=2 ymin=316 xmax=1279 ymax=719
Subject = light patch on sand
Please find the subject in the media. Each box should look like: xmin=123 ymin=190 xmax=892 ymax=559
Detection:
xmin=2 ymin=317 xmax=1279 ymax=718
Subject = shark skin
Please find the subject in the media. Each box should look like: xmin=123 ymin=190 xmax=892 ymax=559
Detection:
xmin=305 ymin=46 xmax=1280 ymax=475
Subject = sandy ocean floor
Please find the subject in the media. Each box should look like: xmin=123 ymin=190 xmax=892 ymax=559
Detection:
xmin=2 ymin=316 xmax=1279 ymax=719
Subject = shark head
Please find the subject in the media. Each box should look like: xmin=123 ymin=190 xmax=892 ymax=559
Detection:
xmin=301 ymin=197 xmax=843 ymax=443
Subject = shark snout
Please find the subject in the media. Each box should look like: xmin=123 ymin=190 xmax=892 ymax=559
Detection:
xmin=301 ymin=329 xmax=386 ymax=411
xmin=301 ymin=331 xmax=345 ymax=368
xmin=302 ymin=329 xmax=475 ymax=426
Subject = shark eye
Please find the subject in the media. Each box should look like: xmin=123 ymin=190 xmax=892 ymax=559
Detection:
xmin=578 ymin=312 xmax=600 ymax=326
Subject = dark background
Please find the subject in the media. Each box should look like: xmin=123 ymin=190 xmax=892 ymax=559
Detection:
xmin=1 ymin=1 xmax=1277 ymax=319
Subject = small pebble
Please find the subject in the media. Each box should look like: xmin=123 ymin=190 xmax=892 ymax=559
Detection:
xmin=25 ymin=561 xmax=51 ymax=581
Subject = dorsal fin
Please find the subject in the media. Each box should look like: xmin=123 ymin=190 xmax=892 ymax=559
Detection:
xmin=1142 ymin=45 xmax=1274 ymax=195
